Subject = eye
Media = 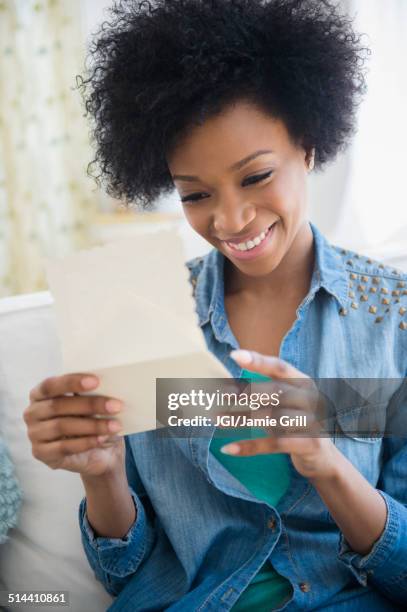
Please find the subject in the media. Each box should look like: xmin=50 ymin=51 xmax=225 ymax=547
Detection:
xmin=181 ymin=192 xmax=208 ymax=204
xmin=242 ymin=170 xmax=273 ymax=187
xmin=181 ymin=170 xmax=273 ymax=203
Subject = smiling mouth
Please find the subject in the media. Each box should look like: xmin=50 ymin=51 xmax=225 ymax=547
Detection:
xmin=225 ymin=224 xmax=274 ymax=252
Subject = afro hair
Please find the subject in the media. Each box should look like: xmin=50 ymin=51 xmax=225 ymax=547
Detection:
xmin=77 ymin=0 xmax=370 ymax=208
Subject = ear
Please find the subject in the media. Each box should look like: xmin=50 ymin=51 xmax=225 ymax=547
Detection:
xmin=305 ymin=147 xmax=315 ymax=172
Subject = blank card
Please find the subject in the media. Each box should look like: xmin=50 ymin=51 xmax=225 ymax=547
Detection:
xmin=45 ymin=229 xmax=230 ymax=435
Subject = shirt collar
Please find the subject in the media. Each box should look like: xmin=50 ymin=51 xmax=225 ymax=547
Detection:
xmin=194 ymin=222 xmax=349 ymax=330
xmin=194 ymin=247 xmax=224 ymax=327
xmin=309 ymin=222 xmax=349 ymax=309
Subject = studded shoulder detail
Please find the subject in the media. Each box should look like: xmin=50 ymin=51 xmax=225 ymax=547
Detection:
xmin=186 ymin=255 xmax=205 ymax=298
xmin=332 ymin=245 xmax=407 ymax=330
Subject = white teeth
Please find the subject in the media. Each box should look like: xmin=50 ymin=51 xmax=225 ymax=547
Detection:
xmin=227 ymin=226 xmax=270 ymax=252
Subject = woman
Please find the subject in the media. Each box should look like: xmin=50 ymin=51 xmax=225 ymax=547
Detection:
xmin=24 ymin=0 xmax=407 ymax=610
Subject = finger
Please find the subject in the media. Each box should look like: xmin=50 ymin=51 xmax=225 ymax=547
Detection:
xmin=33 ymin=435 xmax=116 ymax=463
xmin=230 ymin=350 xmax=310 ymax=386
xmin=229 ymin=385 xmax=316 ymax=414
xmin=216 ymin=379 xmax=317 ymax=417
xmin=29 ymin=415 xmax=123 ymax=443
xmin=219 ymin=435 xmax=315 ymax=456
xmin=24 ymin=394 xmax=124 ymax=424
xmin=29 ymin=373 xmax=99 ymax=403
xmin=219 ymin=436 xmax=282 ymax=456
xmin=236 ymin=378 xmax=309 ymax=404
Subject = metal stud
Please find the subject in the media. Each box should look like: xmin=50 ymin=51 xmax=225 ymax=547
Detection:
xmin=397 ymin=282 xmax=406 ymax=288
xmin=395 ymin=298 xmax=400 ymax=303
xmin=375 ymin=316 xmax=383 ymax=323
xmin=381 ymin=298 xmax=390 ymax=305
xmin=399 ymin=321 xmax=407 ymax=331
xmin=361 ymin=276 xmax=368 ymax=282
xmin=357 ymin=284 xmax=366 ymax=292
xmin=350 ymin=273 xmax=357 ymax=280
xmin=399 ymin=307 xmax=407 ymax=316
xmin=378 ymin=264 xmax=384 ymax=269
xmin=380 ymin=287 xmax=389 ymax=295
xmin=339 ymin=308 xmax=348 ymax=316
xmin=346 ymin=260 xmax=354 ymax=266
xmin=392 ymin=270 xmax=400 ymax=275
xmin=355 ymin=254 xmax=360 ymax=259
xmin=369 ymin=306 xmax=377 ymax=314
xmin=403 ymin=290 xmax=407 ymax=296
xmin=372 ymin=277 xmax=380 ymax=284
xmin=360 ymin=294 xmax=368 ymax=302
xmin=366 ymin=259 xmax=373 ymax=264
xmin=392 ymin=290 xmax=400 ymax=297
xmin=385 ymin=308 xmax=390 ymax=313
xmin=351 ymin=302 xmax=359 ymax=309
xmin=370 ymin=287 xmax=377 ymax=294
xmin=341 ymin=249 xmax=346 ymax=255
xmin=349 ymin=291 xmax=355 ymax=298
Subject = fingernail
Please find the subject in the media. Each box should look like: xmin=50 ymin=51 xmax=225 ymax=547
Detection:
xmin=97 ymin=435 xmax=109 ymax=444
xmin=220 ymin=443 xmax=240 ymax=455
xmin=81 ymin=376 xmax=98 ymax=390
xmin=105 ymin=399 xmax=123 ymax=413
xmin=230 ymin=350 xmax=253 ymax=365
xmin=108 ymin=419 xmax=122 ymax=433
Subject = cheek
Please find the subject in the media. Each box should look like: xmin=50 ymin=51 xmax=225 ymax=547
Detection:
xmin=262 ymin=182 xmax=290 ymax=219
xmin=182 ymin=205 xmax=210 ymax=238
xmin=264 ymin=172 xmax=306 ymax=219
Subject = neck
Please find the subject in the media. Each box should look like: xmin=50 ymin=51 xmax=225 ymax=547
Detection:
xmin=225 ymin=221 xmax=315 ymax=299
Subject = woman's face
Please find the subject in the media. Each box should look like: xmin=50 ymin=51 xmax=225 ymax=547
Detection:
xmin=167 ymin=101 xmax=311 ymax=278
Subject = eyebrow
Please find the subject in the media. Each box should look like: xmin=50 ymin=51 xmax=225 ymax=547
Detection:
xmin=171 ymin=149 xmax=274 ymax=182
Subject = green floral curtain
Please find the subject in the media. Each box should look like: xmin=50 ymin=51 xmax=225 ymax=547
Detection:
xmin=0 ymin=0 xmax=98 ymax=297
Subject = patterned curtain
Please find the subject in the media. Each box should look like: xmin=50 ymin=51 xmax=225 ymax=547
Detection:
xmin=0 ymin=0 xmax=98 ymax=297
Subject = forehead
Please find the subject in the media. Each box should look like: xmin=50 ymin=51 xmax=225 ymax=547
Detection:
xmin=167 ymin=101 xmax=295 ymax=172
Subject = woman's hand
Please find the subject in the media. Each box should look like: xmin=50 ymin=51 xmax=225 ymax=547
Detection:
xmin=221 ymin=349 xmax=341 ymax=481
xmin=223 ymin=350 xmax=389 ymax=557
xmin=24 ymin=373 xmax=125 ymax=477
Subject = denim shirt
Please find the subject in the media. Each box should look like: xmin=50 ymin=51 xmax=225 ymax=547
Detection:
xmin=79 ymin=223 xmax=407 ymax=610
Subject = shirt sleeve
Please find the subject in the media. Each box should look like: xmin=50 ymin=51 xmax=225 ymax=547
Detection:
xmin=78 ymin=436 xmax=156 ymax=596
xmin=337 ymin=434 xmax=407 ymax=605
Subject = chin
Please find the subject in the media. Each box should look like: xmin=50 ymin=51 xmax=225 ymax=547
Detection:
xmin=227 ymin=254 xmax=282 ymax=277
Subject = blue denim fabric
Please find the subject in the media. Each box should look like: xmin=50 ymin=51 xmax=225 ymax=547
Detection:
xmin=79 ymin=223 xmax=407 ymax=610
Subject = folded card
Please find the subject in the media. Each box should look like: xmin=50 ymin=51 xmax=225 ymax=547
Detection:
xmin=45 ymin=229 xmax=230 ymax=435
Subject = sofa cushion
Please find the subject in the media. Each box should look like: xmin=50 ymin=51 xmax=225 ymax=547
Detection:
xmin=0 ymin=291 xmax=112 ymax=611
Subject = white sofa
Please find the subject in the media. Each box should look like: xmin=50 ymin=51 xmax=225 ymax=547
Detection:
xmin=0 ymin=291 xmax=113 ymax=612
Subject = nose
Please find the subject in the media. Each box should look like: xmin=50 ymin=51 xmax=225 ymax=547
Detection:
xmin=213 ymin=191 xmax=256 ymax=237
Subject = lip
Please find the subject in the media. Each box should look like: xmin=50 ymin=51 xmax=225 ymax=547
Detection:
xmin=222 ymin=222 xmax=278 ymax=260
xmin=221 ymin=225 xmax=271 ymax=245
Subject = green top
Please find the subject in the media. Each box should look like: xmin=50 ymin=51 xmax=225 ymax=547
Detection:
xmin=209 ymin=369 xmax=293 ymax=611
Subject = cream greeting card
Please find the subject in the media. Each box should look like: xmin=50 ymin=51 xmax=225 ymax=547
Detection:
xmin=45 ymin=229 xmax=230 ymax=435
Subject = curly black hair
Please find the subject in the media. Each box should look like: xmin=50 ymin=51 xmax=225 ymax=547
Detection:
xmin=77 ymin=0 xmax=370 ymax=208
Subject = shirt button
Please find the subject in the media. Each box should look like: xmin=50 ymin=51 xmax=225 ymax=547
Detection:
xmin=267 ymin=517 xmax=276 ymax=531
xmin=299 ymin=582 xmax=311 ymax=593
